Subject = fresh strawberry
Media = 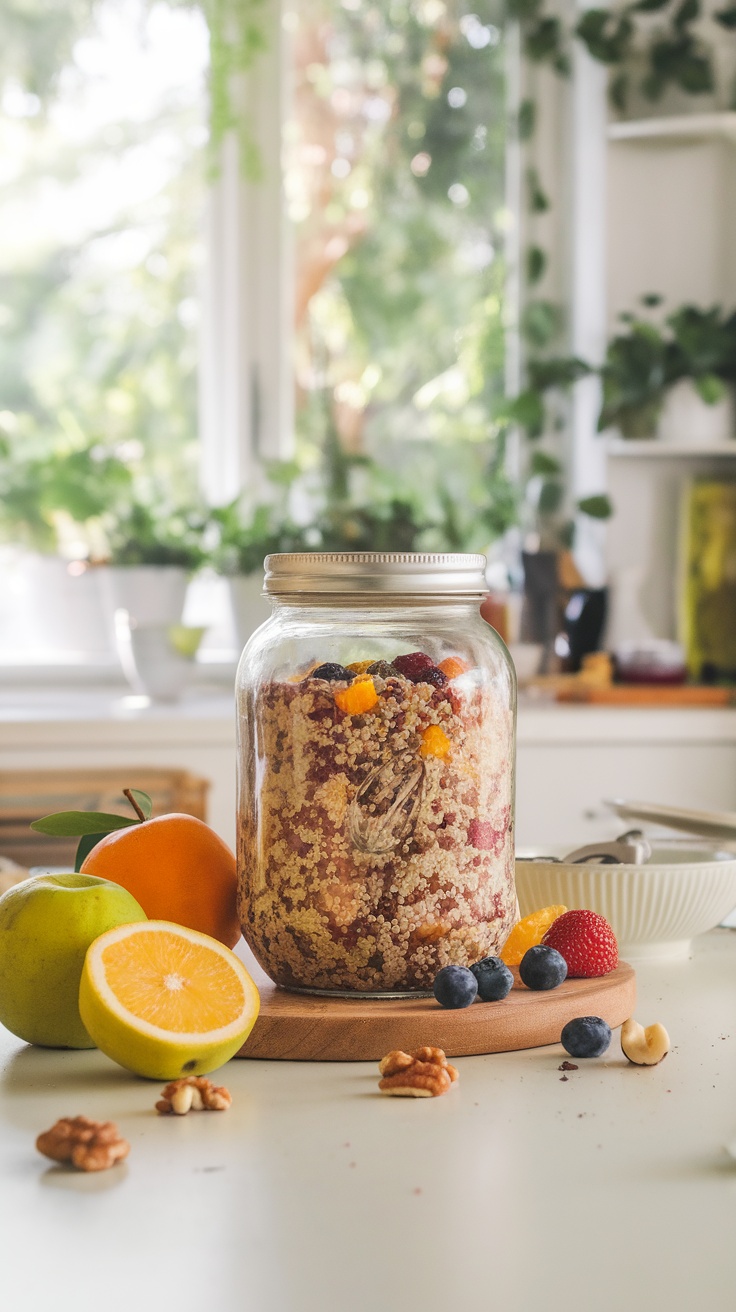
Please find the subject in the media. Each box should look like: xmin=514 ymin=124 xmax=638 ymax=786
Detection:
xmin=541 ymin=909 xmax=618 ymax=978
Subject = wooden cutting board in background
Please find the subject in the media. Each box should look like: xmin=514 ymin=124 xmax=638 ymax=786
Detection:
xmin=556 ymin=685 xmax=733 ymax=706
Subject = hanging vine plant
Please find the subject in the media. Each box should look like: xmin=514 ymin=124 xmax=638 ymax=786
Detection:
xmin=500 ymin=0 xmax=736 ymax=543
xmin=179 ymin=0 xmax=269 ymax=175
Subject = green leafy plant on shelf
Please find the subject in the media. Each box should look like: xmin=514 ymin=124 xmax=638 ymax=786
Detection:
xmin=0 ymin=420 xmax=133 ymax=555
xmin=599 ymin=298 xmax=736 ymax=436
xmin=101 ymin=500 xmax=207 ymax=572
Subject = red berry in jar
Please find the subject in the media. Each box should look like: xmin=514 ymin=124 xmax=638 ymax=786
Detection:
xmin=392 ymin=652 xmax=434 ymax=681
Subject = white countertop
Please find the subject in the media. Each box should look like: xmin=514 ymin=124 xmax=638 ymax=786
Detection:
xmin=2 ymin=929 xmax=735 ymax=1312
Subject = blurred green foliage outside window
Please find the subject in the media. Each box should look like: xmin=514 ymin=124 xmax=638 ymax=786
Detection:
xmin=0 ymin=0 xmax=511 ymax=560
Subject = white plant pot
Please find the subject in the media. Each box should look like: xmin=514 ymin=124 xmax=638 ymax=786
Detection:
xmin=1 ymin=552 xmax=115 ymax=660
xmin=97 ymin=566 xmax=189 ymax=629
xmin=227 ymin=574 xmax=272 ymax=653
xmin=116 ymin=620 xmax=196 ymax=702
xmin=657 ymin=379 xmax=735 ymax=446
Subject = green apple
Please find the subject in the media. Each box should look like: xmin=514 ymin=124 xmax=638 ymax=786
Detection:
xmin=0 ymin=872 xmax=147 ymax=1048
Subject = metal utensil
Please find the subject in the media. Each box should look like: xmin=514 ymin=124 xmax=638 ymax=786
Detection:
xmin=517 ymin=830 xmax=652 ymax=866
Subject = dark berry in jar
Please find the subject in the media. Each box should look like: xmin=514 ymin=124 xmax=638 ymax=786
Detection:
xmin=308 ymin=663 xmax=354 ymax=683
xmin=433 ymin=964 xmax=478 ymax=1009
xmin=422 ymin=666 xmax=449 ymax=690
xmin=366 ymin=660 xmax=399 ymax=679
xmin=470 ymin=955 xmax=514 ymax=1002
xmin=560 ymin=1016 xmax=612 ymax=1059
xmin=519 ymin=944 xmax=568 ymax=991
xmin=393 ymin=652 xmax=435 ymax=681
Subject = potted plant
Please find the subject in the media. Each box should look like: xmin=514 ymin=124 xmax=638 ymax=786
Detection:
xmin=96 ymin=499 xmax=206 ymax=630
xmin=598 ymin=298 xmax=736 ymax=442
xmin=658 ymin=304 xmax=736 ymax=443
xmin=210 ymin=493 xmax=310 ymax=652
xmin=0 ymin=430 xmax=131 ymax=660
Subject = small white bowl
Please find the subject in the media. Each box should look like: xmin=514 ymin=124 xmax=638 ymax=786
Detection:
xmin=508 ymin=642 xmax=544 ymax=686
xmin=515 ymin=844 xmax=736 ymax=961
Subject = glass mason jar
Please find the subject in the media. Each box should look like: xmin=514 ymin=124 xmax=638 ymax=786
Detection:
xmin=236 ymin=553 xmax=516 ymax=996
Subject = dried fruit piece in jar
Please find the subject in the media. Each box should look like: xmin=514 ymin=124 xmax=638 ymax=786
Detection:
xmin=420 ymin=724 xmax=451 ymax=759
xmin=309 ymin=663 xmax=354 ymax=682
xmin=422 ymin=666 xmax=449 ymax=690
xmin=334 ymin=674 xmax=379 ymax=715
xmin=500 ymin=904 xmax=568 ymax=967
xmin=346 ymin=660 xmax=374 ymax=674
xmin=366 ymin=660 xmax=399 ymax=678
xmin=393 ymin=651 xmax=434 ymax=681
xmin=437 ymin=656 xmax=470 ymax=679
xmin=467 ymin=818 xmax=503 ymax=852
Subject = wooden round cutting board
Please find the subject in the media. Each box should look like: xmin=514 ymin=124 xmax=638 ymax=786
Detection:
xmin=235 ymin=957 xmax=636 ymax=1062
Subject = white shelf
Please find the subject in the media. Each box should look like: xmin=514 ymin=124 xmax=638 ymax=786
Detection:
xmin=608 ymin=113 xmax=736 ymax=145
xmin=606 ymin=438 xmax=736 ymax=457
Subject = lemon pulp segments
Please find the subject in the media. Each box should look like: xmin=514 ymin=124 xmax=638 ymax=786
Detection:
xmin=99 ymin=928 xmax=246 ymax=1034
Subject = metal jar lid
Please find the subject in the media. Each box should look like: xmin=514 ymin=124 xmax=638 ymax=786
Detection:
xmin=263 ymin=552 xmax=488 ymax=599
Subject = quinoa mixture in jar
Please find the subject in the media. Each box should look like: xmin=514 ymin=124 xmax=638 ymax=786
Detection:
xmin=237 ymin=553 xmax=516 ymax=995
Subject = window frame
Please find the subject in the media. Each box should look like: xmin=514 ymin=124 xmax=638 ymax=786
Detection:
xmin=199 ymin=2 xmax=294 ymax=507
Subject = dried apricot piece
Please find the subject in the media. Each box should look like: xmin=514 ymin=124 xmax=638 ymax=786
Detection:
xmin=500 ymin=905 xmax=568 ymax=967
xmin=437 ymin=657 xmax=470 ymax=680
xmin=346 ymin=660 xmax=374 ymax=674
xmin=334 ymin=675 xmax=379 ymax=715
xmin=420 ymin=725 xmax=451 ymax=759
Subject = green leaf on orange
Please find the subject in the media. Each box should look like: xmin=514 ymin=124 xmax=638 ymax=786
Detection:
xmin=126 ymin=789 xmax=153 ymax=820
xmin=30 ymin=811 xmax=139 ymax=837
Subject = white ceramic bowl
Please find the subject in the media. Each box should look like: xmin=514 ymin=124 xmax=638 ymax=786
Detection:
xmin=508 ymin=642 xmax=544 ymax=686
xmin=515 ymin=844 xmax=736 ymax=961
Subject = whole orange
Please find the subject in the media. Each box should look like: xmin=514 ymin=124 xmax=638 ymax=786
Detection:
xmin=81 ymin=814 xmax=240 ymax=948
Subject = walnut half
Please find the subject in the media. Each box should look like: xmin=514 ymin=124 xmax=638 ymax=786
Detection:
xmin=156 ymin=1076 xmax=232 ymax=1115
xmin=36 ymin=1117 xmax=130 ymax=1172
xmin=378 ymin=1047 xmax=459 ymax=1098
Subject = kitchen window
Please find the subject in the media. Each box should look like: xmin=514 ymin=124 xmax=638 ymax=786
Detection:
xmin=0 ymin=0 xmax=510 ymax=667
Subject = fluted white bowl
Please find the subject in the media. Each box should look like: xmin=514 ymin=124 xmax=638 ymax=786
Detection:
xmin=515 ymin=845 xmax=736 ymax=961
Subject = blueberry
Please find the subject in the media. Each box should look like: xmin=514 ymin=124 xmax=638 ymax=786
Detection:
xmin=560 ymin=1016 xmax=612 ymax=1059
xmin=470 ymin=955 xmax=514 ymax=1002
xmin=433 ymin=964 xmax=478 ymax=1009
xmin=519 ymin=944 xmax=568 ymax=991
xmin=309 ymin=662 xmax=354 ymax=682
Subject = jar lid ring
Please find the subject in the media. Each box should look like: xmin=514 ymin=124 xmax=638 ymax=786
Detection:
xmin=263 ymin=551 xmax=488 ymax=598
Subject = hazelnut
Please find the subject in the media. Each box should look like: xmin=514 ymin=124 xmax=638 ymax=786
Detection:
xmin=621 ymin=1018 xmax=670 ymax=1066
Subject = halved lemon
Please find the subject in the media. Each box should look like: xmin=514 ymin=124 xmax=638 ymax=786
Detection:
xmin=79 ymin=921 xmax=260 ymax=1080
